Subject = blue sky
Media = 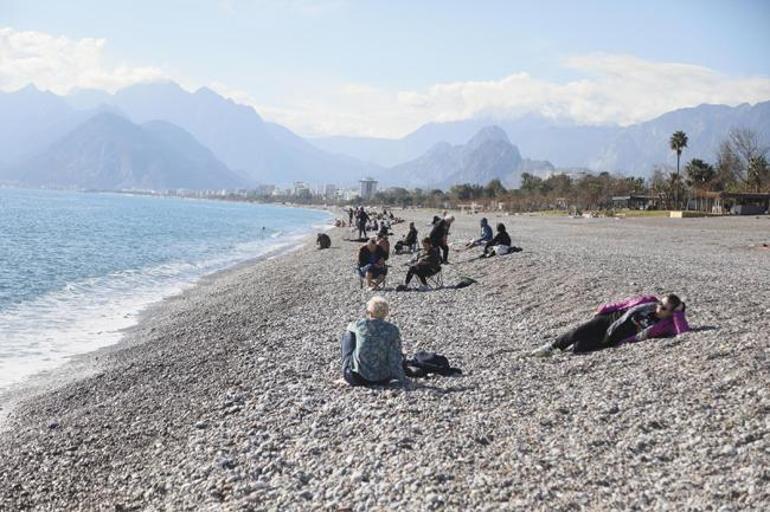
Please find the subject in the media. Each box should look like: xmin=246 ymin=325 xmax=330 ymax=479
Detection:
xmin=2 ymin=0 xmax=769 ymax=136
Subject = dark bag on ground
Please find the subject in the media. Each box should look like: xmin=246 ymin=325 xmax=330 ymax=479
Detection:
xmin=453 ymin=277 xmax=477 ymax=289
xmin=404 ymin=351 xmax=462 ymax=377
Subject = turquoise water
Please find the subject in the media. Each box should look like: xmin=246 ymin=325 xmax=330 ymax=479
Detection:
xmin=0 ymin=188 xmax=329 ymax=390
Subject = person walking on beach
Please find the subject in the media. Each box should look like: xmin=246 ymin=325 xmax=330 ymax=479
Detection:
xmin=357 ymin=238 xmax=387 ymax=289
xmin=340 ymin=297 xmax=409 ymax=387
xmin=530 ymin=294 xmax=690 ymax=356
xmin=466 ymin=217 xmax=493 ymax=248
xmin=404 ymin=237 xmax=442 ymax=289
xmin=429 ymin=215 xmax=454 ymax=264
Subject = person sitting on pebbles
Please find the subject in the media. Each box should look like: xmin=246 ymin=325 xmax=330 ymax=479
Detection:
xmin=481 ymin=223 xmax=520 ymax=258
xmin=340 ymin=297 xmax=409 ymax=387
xmin=466 ymin=217 xmax=493 ymax=248
xmin=530 ymin=293 xmax=690 ymax=357
xmin=357 ymin=237 xmax=388 ymax=289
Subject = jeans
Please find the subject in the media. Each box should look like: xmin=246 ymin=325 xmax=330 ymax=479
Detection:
xmin=553 ymin=312 xmax=633 ymax=353
xmin=359 ymin=264 xmax=387 ymax=278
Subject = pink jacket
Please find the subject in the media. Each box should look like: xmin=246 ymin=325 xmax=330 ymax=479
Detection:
xmin=597 ymin=295 xmax=690 ymax=344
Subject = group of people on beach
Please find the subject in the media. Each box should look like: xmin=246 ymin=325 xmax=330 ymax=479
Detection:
xmin=341 ymin=208 xmax=691 ymax=388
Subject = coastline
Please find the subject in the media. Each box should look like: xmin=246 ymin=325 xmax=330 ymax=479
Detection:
xmin=0 ymin=205 xmax=333 ymax=427
xmin=1 ymin=212 xmax=768 ymax=510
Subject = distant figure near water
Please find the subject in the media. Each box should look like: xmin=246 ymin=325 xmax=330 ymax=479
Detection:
xmin=531 ymin=294 xmax=690 ymax=356
xmin=340 ymin=297 xmax=408 ymax=387
xmin=317 ymin=232 xmax=331 ymax=249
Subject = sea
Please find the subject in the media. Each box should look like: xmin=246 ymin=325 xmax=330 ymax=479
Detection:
xmin=0 ymin=188 xmax=330 ymax=393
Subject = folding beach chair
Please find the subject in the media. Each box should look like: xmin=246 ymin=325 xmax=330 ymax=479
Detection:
xmin=355 ymin=265 xmax=388 ymax=290
xmin=424 ymin=268 xmax=444 ymax=290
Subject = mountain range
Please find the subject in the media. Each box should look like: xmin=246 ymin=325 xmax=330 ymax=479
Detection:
xmin=384 ymin=126 xmax=553 ymax=188
xmin=312 ymin=102 xmax=770 ymax=174
xmin=1 ymin=81 xmax=768 ymax=191
xmin=0 ymin=83 xmax=378 ymax=190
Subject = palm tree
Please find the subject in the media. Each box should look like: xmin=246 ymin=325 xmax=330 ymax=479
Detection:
xmin=669 ymin=130 xmax=688 ymax=207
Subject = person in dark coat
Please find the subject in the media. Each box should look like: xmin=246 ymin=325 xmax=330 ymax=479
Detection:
xmin=429 ymin=215 xmax=454 ymax=264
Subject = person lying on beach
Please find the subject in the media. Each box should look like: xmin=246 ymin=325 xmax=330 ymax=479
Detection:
xmin=404 ymin=237 xmax=442 ymax=289
xmin=480 ymin=223 xmax=519 ymax=257
xmin=340 ymin=297 xmax=409 ymax=387
xmin=466 ymin=218 xmax=493 ymax=248
xmin=357 ymin=238 xmax=388 ymax=289
xmin=429 ymin=215 xmax=454 ymax=264
xmin=530 ymin=294 xmax=690 ymax=357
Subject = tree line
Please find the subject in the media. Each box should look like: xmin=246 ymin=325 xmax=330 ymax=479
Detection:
xmin=370 ymin=128 xmax=769 ymax=211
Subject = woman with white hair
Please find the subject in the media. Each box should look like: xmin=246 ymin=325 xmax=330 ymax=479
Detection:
xmin=340 ymin=296 xmax=408 ymax=387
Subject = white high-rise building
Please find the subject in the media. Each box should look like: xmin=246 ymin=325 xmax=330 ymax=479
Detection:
xmin=359 ymin=178 xmax=378 ymax=200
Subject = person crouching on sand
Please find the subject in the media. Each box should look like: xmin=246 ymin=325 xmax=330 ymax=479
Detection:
xmin=530 ymin=294 xmax=690 ymax=357
xmin=340 ymin=297 xmax=409 ymax=387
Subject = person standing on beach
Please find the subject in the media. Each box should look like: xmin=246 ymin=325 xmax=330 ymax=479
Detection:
xmin=356 ymin=207 xmax=369 ymax=240
xmin=531 ymin=294 xmax=690 ymax=356
xmin=429 ymin=215 xmax=454 ymax=264
xmin=340 ymin=297 xmax=408 ymax=387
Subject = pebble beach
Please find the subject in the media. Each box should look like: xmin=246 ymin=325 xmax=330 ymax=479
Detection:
xmin=1 ymin=211 xmax=769 ymax=511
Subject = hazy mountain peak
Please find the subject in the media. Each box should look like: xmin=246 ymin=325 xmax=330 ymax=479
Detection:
xmin=468 ymin=125 xmax=510 ymax=145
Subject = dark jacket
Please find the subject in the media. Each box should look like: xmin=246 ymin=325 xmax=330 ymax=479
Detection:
xmin=414 ymin=247 xmax=442 ymax=272
xmin=485 ymin=231 xmax=511 ymax=249
xmin=358 ymin=245 xmax=386 ymax=267
xmin=404 ymin=227 xmax=418 ymax=245
xmin=429 ymin=220 xmax=449 ymax=246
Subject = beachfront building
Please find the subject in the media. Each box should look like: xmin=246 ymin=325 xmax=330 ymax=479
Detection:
xmin=293 ymin=182 xmax=311 ymax=199
xmin=612 ymin=194 xmax=661 ymax=210
xmin=324 ymin=184 xmax=338 ymax=200
xmin=359 ymin=178 xmax=378 ymax=200
xmin=689 ymin=191 xmax=770 ymax=215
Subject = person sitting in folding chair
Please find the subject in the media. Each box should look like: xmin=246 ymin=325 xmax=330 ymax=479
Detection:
xmin=357 ymin=237 xmax=388 ymax=290
xmin=395 ymin=222 xmax=419 ymax=254
xmin=404 ymin=237 xmax=442 ymax=290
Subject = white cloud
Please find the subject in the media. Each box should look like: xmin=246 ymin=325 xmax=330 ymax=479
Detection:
xmin=255 ymin=53 xmax=770 ymax=137
xmin=0 ymin=27 xmax=166 ymax=94
xmin=2 ymin=25 xmax=769 ymax=138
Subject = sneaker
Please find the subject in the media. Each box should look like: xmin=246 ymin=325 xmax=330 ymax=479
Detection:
xmin=530 ymin=342 xmax=555 ymax=358
xmin=417 ymin=285 xmax=431 ymax=292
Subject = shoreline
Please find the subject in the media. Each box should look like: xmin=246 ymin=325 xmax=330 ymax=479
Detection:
xmin=0 ymin=213 xmax=767 ymax=510
xmin=0 ymin=208 xmax=333 ymax=427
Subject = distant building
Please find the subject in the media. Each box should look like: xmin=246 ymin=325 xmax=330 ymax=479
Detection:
xmin=255 ymin=184 xmax=275 ymax=196
xmin=324 ymin=184 xmax=338 ymax=199
xmin=293 ymin=181 xmax=311 ymax=198
xmin=359 ymin=177 xmax=378 ymax=200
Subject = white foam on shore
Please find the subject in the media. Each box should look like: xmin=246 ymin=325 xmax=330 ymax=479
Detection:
xmin=0 ymin=224 xmax=327 ymax=394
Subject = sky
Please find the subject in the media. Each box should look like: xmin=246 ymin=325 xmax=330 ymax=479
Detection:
xmin=1 ymin=0 xmax=770 ymax=138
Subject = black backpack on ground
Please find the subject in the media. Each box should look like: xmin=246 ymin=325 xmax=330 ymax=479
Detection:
xmin=403 ymin=351 xmax=462 ymax=378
